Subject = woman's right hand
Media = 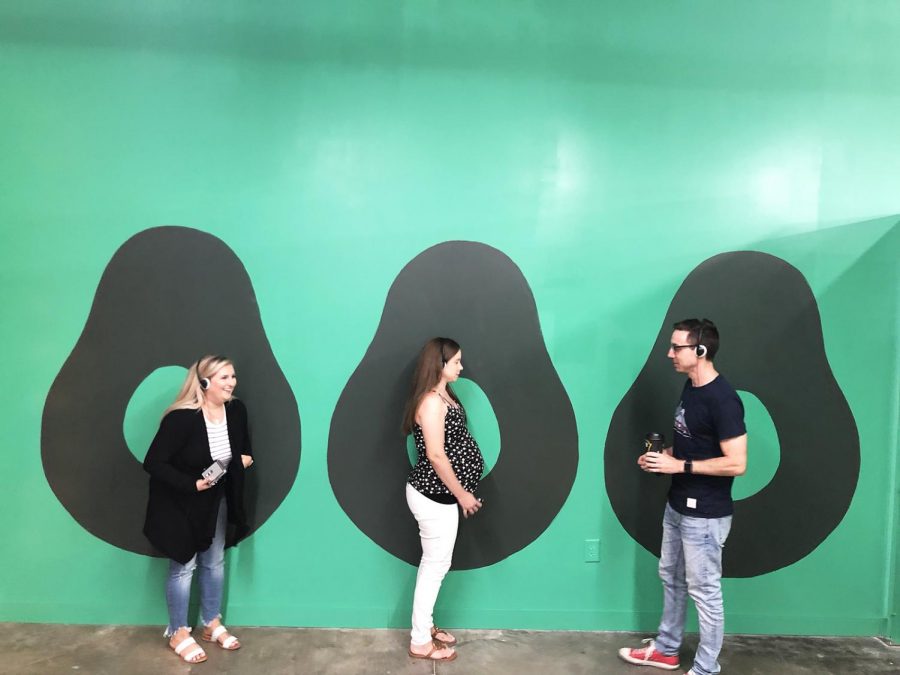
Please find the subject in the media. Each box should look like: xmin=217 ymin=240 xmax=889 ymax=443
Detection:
xmin=195 ymin=478 xmax=212 ymax=492
xmin=457 ymin=491 xmax=482 ymax=518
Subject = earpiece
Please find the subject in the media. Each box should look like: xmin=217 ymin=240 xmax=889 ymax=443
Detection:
xmin=695 ymin=321 xmax=708 ymax=358
xmin=196 ymin=354 xmax=228 ymax=390
xmin=195 ymin=359 xmax=210 ymax=389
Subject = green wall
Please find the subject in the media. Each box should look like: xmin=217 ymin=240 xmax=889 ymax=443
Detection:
xmin=2 ymin=1 xmax=899 ymax=637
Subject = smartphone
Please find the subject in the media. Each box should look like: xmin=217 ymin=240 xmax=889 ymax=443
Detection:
xmin=202 ymin=460 xmax=227 ymax=485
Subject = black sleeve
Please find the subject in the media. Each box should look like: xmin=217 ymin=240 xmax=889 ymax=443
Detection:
xmin=713 ymin=392 xmax=747 ymax=442
xmin=231 ymin=399 xmax=253 ymax=457
xmin=143 ymin=411 xmax=199 ymax=494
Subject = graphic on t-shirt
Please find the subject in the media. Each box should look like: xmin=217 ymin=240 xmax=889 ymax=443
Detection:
xmin=674 ymin=402 xmax=691 ymax=438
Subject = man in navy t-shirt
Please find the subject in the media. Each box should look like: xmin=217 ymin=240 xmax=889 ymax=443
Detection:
xmin=619 ymin=318 xmax=747 ymax=675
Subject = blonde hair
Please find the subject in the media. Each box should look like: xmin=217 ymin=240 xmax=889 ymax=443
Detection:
xmin=163 ymin=354 xmax=233 ymax=417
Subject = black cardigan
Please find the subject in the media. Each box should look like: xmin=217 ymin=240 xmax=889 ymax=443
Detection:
xmin=143 ymin=399 xmax=252 ymax=563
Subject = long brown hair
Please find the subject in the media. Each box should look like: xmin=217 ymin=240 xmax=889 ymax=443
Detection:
xmin=401 ymin=337 xmax=462 ymax=434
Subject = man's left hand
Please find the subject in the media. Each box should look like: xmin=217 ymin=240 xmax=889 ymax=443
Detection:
xmin=640 ymin=451 xmax=683 ymax=474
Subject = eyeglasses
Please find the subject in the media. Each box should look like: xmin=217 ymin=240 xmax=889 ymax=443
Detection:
xmin=670 ymin=343 xmax=699 ymax=352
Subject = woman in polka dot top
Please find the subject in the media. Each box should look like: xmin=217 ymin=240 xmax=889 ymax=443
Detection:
xmin=401 ymin=337 xmax=485 ymax=662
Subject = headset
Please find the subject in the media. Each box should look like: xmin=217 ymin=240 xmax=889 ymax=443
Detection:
xmin=695 ymin=321 xmax=708 ymax=358
xmin=196 ymin=359 xmax=210 ymax=390
xmin=196 ymin=355 xmax=228 ymax=390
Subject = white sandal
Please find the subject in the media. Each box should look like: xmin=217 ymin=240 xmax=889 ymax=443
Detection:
xmin=172 ymin=635 xmax=207 ymax=663
xmin=203 ymin=624 xmax=240 ymax=650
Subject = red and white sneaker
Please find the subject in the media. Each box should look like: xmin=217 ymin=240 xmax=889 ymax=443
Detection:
xmin=617 ymin=638 xmax=680 ymax=670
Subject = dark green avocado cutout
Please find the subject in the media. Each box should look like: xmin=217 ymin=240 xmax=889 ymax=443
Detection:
xmin=41 ymin=226 xmax=301 ymax=556
xmin=604 ymin=251 xmax=859 ymax=577
xmin=328 ymin=241 xmax=578 ymax=569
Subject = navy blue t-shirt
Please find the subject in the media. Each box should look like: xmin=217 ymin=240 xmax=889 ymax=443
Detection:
xmin=669 ymin=375 xmax=746 ymax=518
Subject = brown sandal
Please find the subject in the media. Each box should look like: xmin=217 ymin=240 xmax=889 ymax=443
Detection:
xmin=409 ymin=639 xmax=457 ymax=661
xmin=431 ymin=626 xmax=457 ymax=647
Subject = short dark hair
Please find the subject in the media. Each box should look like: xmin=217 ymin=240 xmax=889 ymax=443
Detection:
xmin=673 ymin=318 xmax=719 ymax=360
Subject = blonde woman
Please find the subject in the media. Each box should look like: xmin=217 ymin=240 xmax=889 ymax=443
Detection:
xmin=143 ymin=355 xmax=254 ymax=664
xmin=402 ymin=338 xmax=485 ymax=662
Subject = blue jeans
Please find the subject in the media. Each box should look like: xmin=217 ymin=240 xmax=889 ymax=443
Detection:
xmin=165 ymin=498 xmax=227 ymax=636
xmin=655 ymin=503 xmax=732 ymax=675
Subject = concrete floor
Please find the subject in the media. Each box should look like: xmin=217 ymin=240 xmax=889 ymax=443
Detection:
xmin=1 ymin=624 xmax=897 ymax=675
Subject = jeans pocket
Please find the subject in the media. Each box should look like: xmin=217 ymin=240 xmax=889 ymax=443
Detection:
xmin=715 ymin=516 xmax=733 ymax=547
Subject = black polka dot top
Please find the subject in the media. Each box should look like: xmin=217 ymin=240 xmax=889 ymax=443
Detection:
xmin=408 ymin=402 xmax=485 ymax=504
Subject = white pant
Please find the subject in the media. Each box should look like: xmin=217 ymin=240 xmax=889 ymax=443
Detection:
xmin=406 ymin=483 xmax=459 ymax=645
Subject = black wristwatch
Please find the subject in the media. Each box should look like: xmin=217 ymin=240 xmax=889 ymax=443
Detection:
xmin=683 ymin=459 xmax=693 ymax=474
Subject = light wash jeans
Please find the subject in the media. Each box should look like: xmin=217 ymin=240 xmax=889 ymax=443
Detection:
xmin=655 ymin=502 xmax=732 ymax=675
xmin=406 ymin=483 xmax=459 ymax=645
xmin=165 ymin=498 xmax=227 ymax=637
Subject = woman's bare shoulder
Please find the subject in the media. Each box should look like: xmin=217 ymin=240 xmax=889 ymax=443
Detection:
xmin=417 ymin=392 xmax=446 ymax=418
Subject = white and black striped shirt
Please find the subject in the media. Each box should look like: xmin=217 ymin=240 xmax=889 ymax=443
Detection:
xmin=205 ymin=415 xmax=232 ymax=468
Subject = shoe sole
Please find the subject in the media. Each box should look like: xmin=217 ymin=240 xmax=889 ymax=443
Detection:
xmin=617 ymin=647 xmax=680 ymax=670
xmin=408 ymin=650 xmax=458 ymax=662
